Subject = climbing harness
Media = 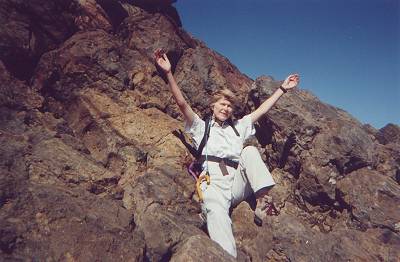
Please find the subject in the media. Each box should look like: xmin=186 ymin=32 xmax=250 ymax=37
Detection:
xmin=195 ymin=117 xmax=211 ymax=202
xmin=188 ymin=116 xmax=240 ymax=201
xmin=196 ymin=170 xmax=210 ymax=202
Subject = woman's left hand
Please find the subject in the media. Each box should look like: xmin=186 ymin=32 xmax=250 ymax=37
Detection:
xmin=281 ymin=74 xmax=300 ymax=90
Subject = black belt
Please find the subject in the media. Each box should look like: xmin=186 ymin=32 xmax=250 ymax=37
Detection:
xmin=198 ymin=155 xmax=239 ymax=176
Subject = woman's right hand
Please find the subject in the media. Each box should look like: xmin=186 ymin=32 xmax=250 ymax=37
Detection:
xmin=154 ymin=49 xmax=171 ymax=74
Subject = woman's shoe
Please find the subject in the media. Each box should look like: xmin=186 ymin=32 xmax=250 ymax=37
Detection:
xmin=254 ymin=195 xmax=279 ymax=226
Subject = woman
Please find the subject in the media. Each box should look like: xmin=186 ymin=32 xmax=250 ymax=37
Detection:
xmin=155 ymin=49 xmax=299 ymax=257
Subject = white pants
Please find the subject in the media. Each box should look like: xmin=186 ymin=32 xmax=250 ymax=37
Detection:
xmin=201 ymin=146 xmax=275 ymax=257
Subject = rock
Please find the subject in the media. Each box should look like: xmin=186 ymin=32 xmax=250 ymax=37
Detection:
xmin=249 ymin=76 xmax=377 ymax=206
xmin=0 ymin=0 xmax=399 ymax=260
xmin=0 ymin=0 xmax=126 ymax=80
xmin=130 ymin=0 xmax=182 ymax=28
xmin=337 ymin=168 xmax=400 ymax=231
xmin=175 ymin=46 xmax=252 ymax=117
xmin=118 ymin=8 xmax=188 ymax=68
xmin=27 ymin=137 xmax=120 ymax=187
xmin=0 ymin=0 xmax=76 ymax=80
xmin=94 ymin=0 xmax=128 ymax=30
xmin=0 ymin=182 xmax=145 ymax=261
xmin=74 ymin=0 xmax=114 ymax=31
xmin=32 ymin=29 xmax=137 ymax=103
xmin=232 ymin=201 xmax=274 ymax=261
xmin=171 ymin=235 xmax=236 ymax=262
xmin=257 ymin=203 xmax=398 ymax=261
xmin=0 ymin=61 xmax=43 ymax=110
xmin=124 ymin=169 xmax=216 ymax=260
xmin=376 ymin=123 xmax=400 ymax=145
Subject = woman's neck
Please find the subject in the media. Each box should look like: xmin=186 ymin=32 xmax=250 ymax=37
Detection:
xmin=212 ymin=115 xmax=227 ymax=126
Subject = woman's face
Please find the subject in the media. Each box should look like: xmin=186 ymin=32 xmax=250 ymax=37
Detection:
xmin=212 ymin=97 xmax=233 ymax=122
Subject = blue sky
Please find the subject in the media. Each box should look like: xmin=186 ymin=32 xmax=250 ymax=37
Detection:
xmin=174 ymin=0 xmax=400 ymax=129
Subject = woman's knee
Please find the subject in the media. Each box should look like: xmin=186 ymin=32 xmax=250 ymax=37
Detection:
xmin=241 ymin=145 xmax=260 ymax=159
xmin=204 ymin=202 xmax=229 ymax=217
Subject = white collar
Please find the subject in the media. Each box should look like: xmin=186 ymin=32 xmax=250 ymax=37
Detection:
xmin=211 ymin=116 xmax=230 ymax=128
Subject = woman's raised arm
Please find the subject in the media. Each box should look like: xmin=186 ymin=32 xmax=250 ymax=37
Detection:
xmin=249 ymin=74 xmax=300 ymax=123
xmin=155 ymin=49 xmax=195 ymax=126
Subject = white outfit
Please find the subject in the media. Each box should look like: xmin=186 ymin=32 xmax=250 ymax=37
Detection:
xmin=185 ymin=114 xmax=275 ymax=257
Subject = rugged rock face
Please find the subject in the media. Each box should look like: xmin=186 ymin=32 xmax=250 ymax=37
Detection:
xmin=1 ymin=0 xmax=399 ymax=261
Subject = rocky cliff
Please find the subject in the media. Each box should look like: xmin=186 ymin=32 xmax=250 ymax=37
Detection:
xmin=1 ymin=0 xmax=399 ymax=261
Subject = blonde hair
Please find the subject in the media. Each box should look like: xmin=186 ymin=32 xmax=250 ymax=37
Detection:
xmin=210 ymin=88 xmax=238 ymax=109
